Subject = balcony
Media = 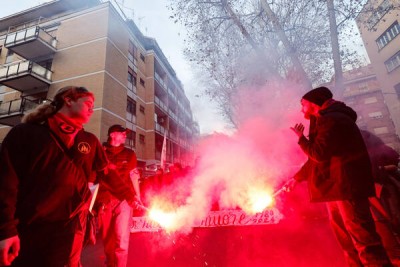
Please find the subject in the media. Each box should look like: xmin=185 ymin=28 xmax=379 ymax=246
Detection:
xmin=155 ymin=123 xmax=166 ymax=135
xmin=0 ymin=61 xmax=52 ymax=92
xmin=5 ymin=26 xmax=57 ymax=60
xmin=0 ymin=97 xmax=43 ymax=126
xmin=154 ymin=95 xmax=168 ymax=113
xmin=154 ymin=72 xmax=167 ymax=91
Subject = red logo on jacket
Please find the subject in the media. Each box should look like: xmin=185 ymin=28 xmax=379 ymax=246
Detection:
xmin=78 ymin=142 xmax=91 ymax=154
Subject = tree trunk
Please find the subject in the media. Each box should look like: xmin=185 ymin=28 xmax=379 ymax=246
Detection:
xmin=327 ymin=0 xmax=344 ymax=97
xmin=259 ymin=0 xmax=312 ymax=90
xmin=221 ymin=0 xmax=280 ymax=79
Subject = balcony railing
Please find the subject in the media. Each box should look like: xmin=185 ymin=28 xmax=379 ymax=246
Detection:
xmin=0 ymin=97 xmax=43 ymax=126
xmin=0 ymin=60 xmax=52 ymax=92
xmin=5 ymin=26 xmax=57 ymax=60
xmin=154 ymin=95 xmax=168 ymax=112
xmin=154 ymin=72 xmax=167 ymax=91
xmin=155 ymin=123 xmax=166 ymax=134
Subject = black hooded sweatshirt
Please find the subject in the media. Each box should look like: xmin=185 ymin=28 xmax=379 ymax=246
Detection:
xmin=294 ymin=100 xmax=375 ymax=202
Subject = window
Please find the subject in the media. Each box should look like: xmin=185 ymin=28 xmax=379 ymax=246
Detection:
xmin=6 ymin=50 xmax=14 ymax=63
xmin=140 ymin=53 xmax=145 ymax=61
xmin=126 ymin=130 xmax=136 ymax=148
xmin=364 ymin=97 xmax=377 ymax=104
xmin=139 ymin=134 xmax=145 ymax=144
xmin=128 ymin=40 xmax=137 ymax=58
xmin=157 ymin=115 xmax=166 ymax=125
xmin=368 ymin=111 xmax=383 ymax=119
xmin=394 ymin=83 xmax=400 ymax=98
xmin=140 ymin=78 xmax=145 ymax=87
xmin=128 ymin=67 xmax=137 ymax=85
xmin=139 ymin=105 xmax=145 ymax=113
xmin=127 ymin=97 xmax=136 ymax=115
xmin=37 ymin=59 xmax=52 ymax=70
xmin=385 ymin=50 xmax=400 ymax=72
xmin=374 ymin=127 xmax=389 ymax=135
xmin=376 ymin=21 xmax=400 ymax=49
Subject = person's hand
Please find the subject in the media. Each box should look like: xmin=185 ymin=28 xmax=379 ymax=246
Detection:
xmin=133 ymin=197 xmax=144 ymax=208
xmin=290 ymin=123 xmax=305 ymax=138
xmin=130 ymin=169 xmax=140 ymax=180
xmin=283 ymin=178 xmax=298 ymax=192
xmin=0 ymin=235 xmax=20 ymax=266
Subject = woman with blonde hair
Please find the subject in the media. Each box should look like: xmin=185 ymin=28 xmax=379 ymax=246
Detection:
xmin=0 ymin=86 xmax=108 ymax=267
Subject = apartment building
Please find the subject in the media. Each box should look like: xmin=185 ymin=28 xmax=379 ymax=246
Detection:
xmin=356 ymin=0 xmax=400 ymax=139
xmin=339 ymin=65 xmax=400 ymax=150
xmin=0 ymin=0 xmax=199 ymax=168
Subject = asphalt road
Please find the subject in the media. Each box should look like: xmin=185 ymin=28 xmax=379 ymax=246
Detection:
xmin=81 ymin=213 xmax=346 ymax=267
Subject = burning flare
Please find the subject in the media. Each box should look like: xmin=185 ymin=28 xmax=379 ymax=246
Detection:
xmin=148 ymin=208 xmax=176 ymax=230
xmin=242 ymin=187 xmax=275 ymax=214
xmin=249 ymin=191 xmax=274 ymax=213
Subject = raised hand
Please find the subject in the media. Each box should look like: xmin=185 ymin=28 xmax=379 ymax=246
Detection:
xmin=290 ymin=123 xmax=305 ymax=138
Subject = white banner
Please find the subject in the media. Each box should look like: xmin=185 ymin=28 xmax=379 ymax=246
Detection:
xmin=131 ymin=208 xmax=283 ymax=233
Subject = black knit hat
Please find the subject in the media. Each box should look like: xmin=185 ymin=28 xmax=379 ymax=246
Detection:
xmin=108 ymin=124 xmax=127 ymax=136
xmin=302 ymin=86 xmax=333 ymax=106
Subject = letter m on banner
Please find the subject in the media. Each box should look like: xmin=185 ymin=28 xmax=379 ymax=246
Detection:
xmin=160 ymin=131 xmax=167 ymax=170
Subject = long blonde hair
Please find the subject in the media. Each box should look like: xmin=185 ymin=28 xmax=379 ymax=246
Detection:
xmin=22 ymin=86 xmax=94 ymax=124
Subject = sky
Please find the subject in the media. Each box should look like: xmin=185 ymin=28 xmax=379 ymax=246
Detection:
xmin=116 ymin=0 xmax=231 ymax=134
xmin=0 ymin=0 xmax=229 ymax=135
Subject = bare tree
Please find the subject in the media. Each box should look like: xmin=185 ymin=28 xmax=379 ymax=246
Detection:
xmin=327 ymin=0 xmax=344 ymax=95
xmin=259 ymin=0 xmax=311 ymax=89
xmin=168 ymin=0 xmax=376 ymax=127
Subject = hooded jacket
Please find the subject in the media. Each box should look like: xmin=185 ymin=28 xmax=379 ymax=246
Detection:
xmin=294 ymin=100 xmax=375 ymax=202
xmin=0 ymin=122 xmax=108 ymax=240
xmin=96 ymin=143 xmax=137 ymax=204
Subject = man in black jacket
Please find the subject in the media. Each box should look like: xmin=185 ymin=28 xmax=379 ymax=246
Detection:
xmin=96 ymin=124 xmax=141 ymax=267
xmin=290 ymin=87 xmax=392 ymax=266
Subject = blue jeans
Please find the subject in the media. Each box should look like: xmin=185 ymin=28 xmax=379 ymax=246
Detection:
xmin=99 ymin=199 xmax=132 ymax=267
xmin=326 ymin=199 xmax=391 ymax=267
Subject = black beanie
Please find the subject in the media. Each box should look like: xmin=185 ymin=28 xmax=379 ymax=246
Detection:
xmin=302 ymin=86 xmax=333 ymax=106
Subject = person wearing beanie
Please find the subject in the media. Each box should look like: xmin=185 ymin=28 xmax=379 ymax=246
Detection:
xmin=288 ymin=87 xmax=393 ymax=266
xmin=301 ymin=86 xmax=333 ymax=107
xmin=95 ymin=124 xmax=141 ymax=267
xmin=0 ymin=86 xmax=109 ymax=267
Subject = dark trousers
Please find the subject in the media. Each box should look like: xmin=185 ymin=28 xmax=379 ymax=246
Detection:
xmin=12 ymin=212 xmax=86 ymax=267
xmin=327 ymin=199 xmax=391 ymax=267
